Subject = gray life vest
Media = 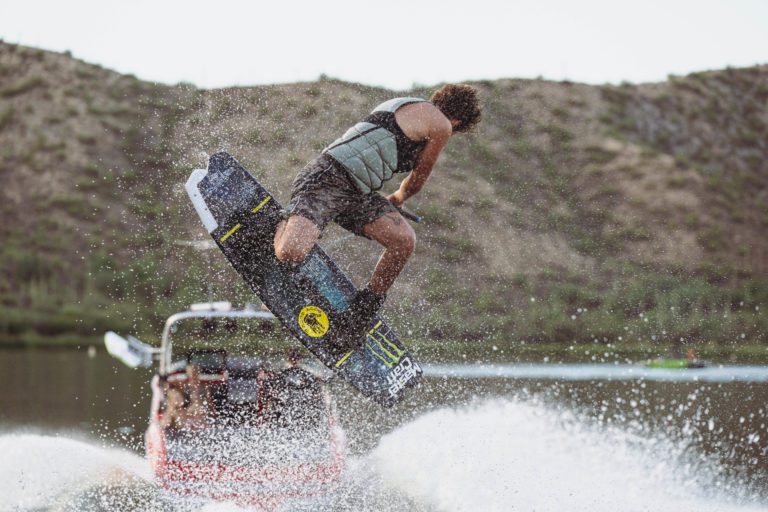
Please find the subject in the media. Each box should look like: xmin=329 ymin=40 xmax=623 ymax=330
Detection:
xmin=323 ymin=97 xmax=426 ymax=194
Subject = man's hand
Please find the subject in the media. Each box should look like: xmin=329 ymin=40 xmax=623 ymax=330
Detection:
xmin=387 ymin=190 xmax=406 ymax=208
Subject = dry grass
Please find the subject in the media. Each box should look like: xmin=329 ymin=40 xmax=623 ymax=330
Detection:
xmin=1 ymin=41 xmax=766 ymax=343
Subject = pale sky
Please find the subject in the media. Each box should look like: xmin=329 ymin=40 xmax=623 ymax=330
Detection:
xmin=1 ymin=0 xmax=767 ymax=90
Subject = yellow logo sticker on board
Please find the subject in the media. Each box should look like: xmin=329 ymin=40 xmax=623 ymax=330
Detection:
xmin=298 ymin=305 xmax=329 ymax=338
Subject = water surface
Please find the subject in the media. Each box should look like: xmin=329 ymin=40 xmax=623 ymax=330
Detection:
xmin=1 ymin=348 xmax=766 ymax=511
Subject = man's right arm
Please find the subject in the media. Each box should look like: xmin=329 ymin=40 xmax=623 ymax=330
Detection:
xmin=389 ymin=109 xmax=452 ymax=206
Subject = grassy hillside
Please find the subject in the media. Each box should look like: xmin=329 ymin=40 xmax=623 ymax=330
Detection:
xmin=0 ymin=42 xmax=765 ymax=358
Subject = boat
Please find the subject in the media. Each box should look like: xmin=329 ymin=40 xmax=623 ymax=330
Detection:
xmin=645 ymin=349 xmax=707 ymax=369
xmin=645 ymin=358 xmax=706 ymax=369
xmin=104 ymin=301 xmax=346 ymax=509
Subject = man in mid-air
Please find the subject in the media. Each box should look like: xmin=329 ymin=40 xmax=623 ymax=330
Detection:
xmin=273 ymin=84 xmax=482 ymax=349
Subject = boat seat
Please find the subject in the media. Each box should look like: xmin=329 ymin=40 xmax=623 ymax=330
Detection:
xmin=262 ymin=368 xmax=325 ymax=430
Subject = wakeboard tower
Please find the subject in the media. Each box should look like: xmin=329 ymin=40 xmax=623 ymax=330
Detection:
xmin=185 ymin=152 xmax=422 ymax=406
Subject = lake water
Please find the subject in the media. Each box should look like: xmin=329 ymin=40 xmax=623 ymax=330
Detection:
xmin=1 ymin=348 xmax=767 ymax=511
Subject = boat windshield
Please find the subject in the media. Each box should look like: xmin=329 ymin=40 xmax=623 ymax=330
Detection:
xmin=164 ymin=314 xmax=298 ymax=372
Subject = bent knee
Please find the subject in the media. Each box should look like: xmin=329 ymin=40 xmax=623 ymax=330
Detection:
xmin=273 ymin=216 xmax=319 ymax=263
xmin=274 ymin=241 xmax=310 ymax=263
xmin=394 ymin=228 xmax=416 ymax=257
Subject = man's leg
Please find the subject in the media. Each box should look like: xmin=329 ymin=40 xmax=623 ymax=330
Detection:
xmin=335 ymin=210 xmax=415 ymax=346
xmin=361 ymin=211 xmax=416 ymax=296
xmin=325 ymin=209 xmax=415 ymax=349
xmin=274 ymin=215 xmax=321 ymax=263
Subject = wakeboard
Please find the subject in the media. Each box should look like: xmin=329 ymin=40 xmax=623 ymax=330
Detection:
xmin=185 ymin=152 xmax=422 ymax=406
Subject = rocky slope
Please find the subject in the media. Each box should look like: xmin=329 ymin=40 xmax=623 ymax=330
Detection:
xmin=0 ymin=42 xmax=765 ymax=349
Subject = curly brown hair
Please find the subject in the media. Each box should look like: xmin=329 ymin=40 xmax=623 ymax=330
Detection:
xmin=430 ymin=84 xmax=482 ymax=133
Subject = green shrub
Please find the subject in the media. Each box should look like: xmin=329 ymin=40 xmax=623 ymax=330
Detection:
xmin=511 ymin=272 xmax=528 ymax=288
xmin=511 ymin=138 xmax=531 ymax=157
xmin=474 ymin=290 xmax=507 ymax=314
xmin=666 ymin=174 xmax=687 ymax=188
xmin=573 ymin=236 xmax=600 ymax=255
xmin=432 ymin=235 xmax=475 ymax=263
xmin=697 ymin=226 xmax=725 ymax=252
xmin=271 ymin=127 xmax=288 ymax=145
xmin=0 ymin=76 xmax=45 ymax=98
xmin=77 ymin=178 xmax=99 ymax=191
xmin=49 ymin=195 xmax=91 ymax=218
xmin=77 ymin=132 xmax=97 ymax=145
xmin=300 ymin=105 xmax=318 ymax=118
xmin=0 ymin=107 xmax=15 ymax=131
xmin=419 ymin=204 xmax=457 ymax=229
xmin=542 ymin=124 xmax=574 ymax=145
xmin=583 ymin=145 xmax=617 ymax=165
xmin=616 ymin=225 xmax=651 ymax=241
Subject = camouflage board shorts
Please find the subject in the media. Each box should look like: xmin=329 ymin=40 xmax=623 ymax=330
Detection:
xmin=285 ymin=154 xmax=397 ymax=236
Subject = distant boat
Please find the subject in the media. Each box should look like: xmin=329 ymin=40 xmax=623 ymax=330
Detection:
xmin=645 ymin=358 xmax=706 ymax=369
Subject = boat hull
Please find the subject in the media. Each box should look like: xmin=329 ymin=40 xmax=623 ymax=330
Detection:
xmin=146 ymin=422 xmax=345 ymax=507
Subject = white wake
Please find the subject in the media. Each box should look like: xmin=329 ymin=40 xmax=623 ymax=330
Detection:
xmin=0 ymin=433 xmax=152 ymax=510
xmin=369 ymin=399 xmax=764 ymax=512
xmin=2 ymin=400 xmax=765 ymax=511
